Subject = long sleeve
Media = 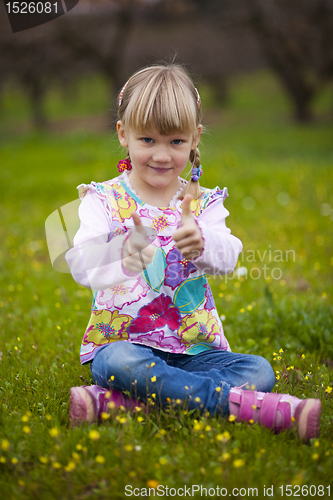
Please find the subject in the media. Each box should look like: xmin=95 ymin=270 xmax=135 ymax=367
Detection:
xmin=65 ymin=189 xmax=140 ymax=290
xmin=194 ymin=198 xmax=243 ymax=275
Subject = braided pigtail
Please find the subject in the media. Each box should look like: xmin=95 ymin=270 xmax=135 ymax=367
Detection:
xmin=179 ymin=147 xmax=202 ymax=200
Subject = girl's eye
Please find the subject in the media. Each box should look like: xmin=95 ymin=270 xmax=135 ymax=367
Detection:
xmin=142 ymin=138 xmax=153 ymax=144
xmin=172 ymin=139 xmax=183 ymax=145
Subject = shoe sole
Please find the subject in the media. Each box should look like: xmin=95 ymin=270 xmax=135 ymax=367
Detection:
xmin=297 ymin=399 xmax=321 ymax=442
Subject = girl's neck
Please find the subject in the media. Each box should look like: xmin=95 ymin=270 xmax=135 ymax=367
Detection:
xmin=126 ymin=171 xmax=183 ymax=208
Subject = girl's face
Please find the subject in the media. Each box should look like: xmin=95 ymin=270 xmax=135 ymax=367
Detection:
xmin=117 ymin=122 xmax=202 ymax=202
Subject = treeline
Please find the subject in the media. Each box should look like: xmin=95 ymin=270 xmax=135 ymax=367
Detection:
xmin=0 ymin=0 xmax=332 ymax=128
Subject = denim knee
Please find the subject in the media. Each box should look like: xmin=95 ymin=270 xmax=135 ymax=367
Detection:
xmin=255 ymin=356 xmax=275 ymax=392
xmin=91 ymin=341 xmax=146 ymax=388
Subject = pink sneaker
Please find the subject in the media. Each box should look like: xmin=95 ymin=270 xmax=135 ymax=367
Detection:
xmin=69 ymin=385 xmax=144 ymax=428
xmin=229 ymin=388 xmax=321 ymax=443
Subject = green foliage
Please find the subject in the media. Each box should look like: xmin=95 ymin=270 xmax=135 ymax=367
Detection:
xmin=0 ymin=72 xmax=332 ymax=498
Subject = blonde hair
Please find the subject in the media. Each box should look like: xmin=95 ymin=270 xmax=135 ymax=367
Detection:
xmin=118 ymin=64 xmax=203 ymax=200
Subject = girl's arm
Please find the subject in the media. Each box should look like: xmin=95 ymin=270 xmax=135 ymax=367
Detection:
xmin=65 ymin=190 xmax=145 ymax=290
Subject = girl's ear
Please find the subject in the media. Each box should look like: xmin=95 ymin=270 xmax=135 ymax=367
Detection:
xmin=117 ymin=121 xmax=128 ymax=148
xmin=192 ymin=124 xmax=202 ymax=150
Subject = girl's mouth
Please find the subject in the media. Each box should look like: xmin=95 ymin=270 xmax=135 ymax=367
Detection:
xmin=149 ymin=166 xmax=171 ymax=173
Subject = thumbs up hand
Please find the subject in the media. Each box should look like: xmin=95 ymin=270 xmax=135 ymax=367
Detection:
xmin=122 ymin=212 xmax=155 ymax=272
xmin=173 ymin=194 xmax=204 ymax=261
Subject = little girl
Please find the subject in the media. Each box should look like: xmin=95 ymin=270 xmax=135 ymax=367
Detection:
xmin=66 ymin=64 xmax=321 ymax=442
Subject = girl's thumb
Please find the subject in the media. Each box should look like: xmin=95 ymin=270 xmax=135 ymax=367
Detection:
xmin=181 ymin=195 xmax=192 ymax=222
xmin=131 ymin=212 xmax=146 ymax=236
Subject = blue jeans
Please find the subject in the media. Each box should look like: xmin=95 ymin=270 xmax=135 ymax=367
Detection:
xmin=90 ymin=342 xmax=275 ymax=416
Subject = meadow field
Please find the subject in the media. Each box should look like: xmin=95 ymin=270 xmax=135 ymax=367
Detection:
xmin=0 ymin=72 xmax=333 ymax=499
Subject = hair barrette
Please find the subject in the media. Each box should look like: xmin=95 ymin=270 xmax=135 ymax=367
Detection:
xmin=194 ymin=87 xmax=201 ymax=108
xmin=119 ymin=79 xmax=129 ymax=107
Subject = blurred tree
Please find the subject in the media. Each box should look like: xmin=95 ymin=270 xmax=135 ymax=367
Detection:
xmin=56 ymin=0 xmax=138 ymax=125
xmin=189 ymin=0 xmax=333 ymax=122
xmin=0 ymin=2 xmax=87 ymax=129
xmin=247 ymin=0 xmax=333 ymax=122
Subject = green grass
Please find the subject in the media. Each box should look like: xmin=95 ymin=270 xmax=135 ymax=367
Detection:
xmin=0 ymin=72 xmax=333 ymax=499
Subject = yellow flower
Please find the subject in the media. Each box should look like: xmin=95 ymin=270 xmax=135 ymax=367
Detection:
xmin=11 ymin=457 xmax=18 ymax=465
xmin=23 ymin=426 xmax=31 ymax=434
xmin=159 ymin=457 xmax=168 ymax=465
xmin=125 ymin=445 xmax=133 ymax=452
xmin=312 ymin=453 xmax=319 ymax=460
xmin=301 ymin=354 xmax=305 ymax=359
xmin=314 ymin=440 xmax=320 ymax=447
xmin=233 ymin=459 xmax=245 ymax=468
xmin=215 ymin=386 xmax=221 ymax=393
xmin=137 ymin=416 xmax=144 ymax=423
xmin=39 ymin=456 xmax=48 ymax=464
xmin=100 ymin=412 xmax=110 ymax=420
xmin=52 ymin=461 xmax=62 ymax=469
xmin=21 ymin=415 xmax=29 ymax=422
xmin=88 ymin=430 xmax=100 ymax=441
xmin=1 ymin=439 xmax=10 ymax=452
xmin=195 ymin=397 xmax=201 ymax=403
xmin=64 ymin=461 xmax=76 ymax=472
xmin=84 ymin=310 xmax=131 ymax=346
xmin=325 ymin=386 xmax=332 ymax=394
xmin=220 ymin=452 xmax=231 ymax=462
xmin=179 ymin=309 xmax=220 ymax=343
xmin=146 ymin=480 xmax=159 ymax=489
xmin=95 ymin=455 xmax=105 ymax=464
xmin=228 ymin=414 xmax=236 ymax=422
xmin=279 ymin=348 xmax=284 ymax=353
xmin=151 ymin=375 xmax=157 ymax=382
xmin=49 ymin=427 xmax=60 ymax=438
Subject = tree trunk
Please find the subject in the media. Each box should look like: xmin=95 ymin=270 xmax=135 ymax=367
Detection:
xmin=27 ymin=78 xmax=47 ymax=130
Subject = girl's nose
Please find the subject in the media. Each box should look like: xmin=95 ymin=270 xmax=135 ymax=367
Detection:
xmin=152 ymin=146 xmax=171 ymax=163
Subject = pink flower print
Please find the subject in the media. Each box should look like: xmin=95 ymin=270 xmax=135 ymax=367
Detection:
xmin=164 ymin=247 xmax=197 ymax=290
xmin=95 ymin=276 xmax=150 ymax=310
xmin=139 ymin=207 xmax=178 ymax=230
xmin=128 ymin=294 xmax=181 ymax=334
xmin=134 ymin=330 xmax=186 ymax=353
